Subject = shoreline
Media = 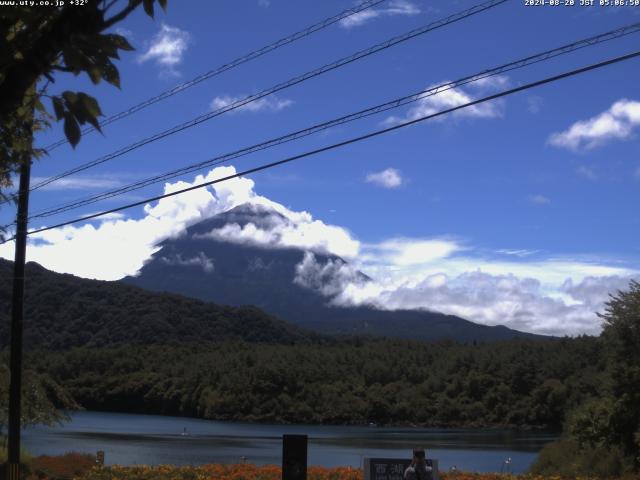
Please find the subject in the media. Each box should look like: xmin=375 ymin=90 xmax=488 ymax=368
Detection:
xmin=58 ymin=409 xmax=560 ymax=433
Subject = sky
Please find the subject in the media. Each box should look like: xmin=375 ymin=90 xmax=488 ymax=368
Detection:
xmin=1 ymin=0 xmax=639 ymax=336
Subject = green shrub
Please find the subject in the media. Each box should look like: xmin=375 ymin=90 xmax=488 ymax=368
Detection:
xmin=0 ymin=443 xmax=32 ymax=464
xmin=530 ymin=436 xmax=634 ymax=477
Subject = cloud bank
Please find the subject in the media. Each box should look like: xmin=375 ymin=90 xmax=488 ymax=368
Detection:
xmin=295 ymin=240 xmax=636 ymax=336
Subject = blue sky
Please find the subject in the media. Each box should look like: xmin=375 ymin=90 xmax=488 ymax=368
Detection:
xmin=1 ymin=0 xmax=639 ymax=335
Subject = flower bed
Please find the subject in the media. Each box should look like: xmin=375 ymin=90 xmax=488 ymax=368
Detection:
xmin=71 ymin=464 xmax=638 ymax=480
xmin=22 ymin=459 xmax=639 ymax=480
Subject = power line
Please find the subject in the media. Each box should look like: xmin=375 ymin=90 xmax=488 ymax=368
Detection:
xmin=42 ymin=0 xmax=390 ymax=152
xmin=3 ymin=48 xmax=637 ymax=244
xmin=27 ymin=0 xmax=508 ymax=193
xmin=23 ymin=21 xmax=640 ymax=222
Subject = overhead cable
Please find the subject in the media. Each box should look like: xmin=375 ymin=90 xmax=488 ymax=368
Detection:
xmin=25 ymin=22 xmax=640 ymax=221
xmin=2 ymin=48 xmax=636 ymax=244
xmin=42 ymin=0 xmax=390 ymax=152
xmin=28 ymin=0 xmax=508 ymax=193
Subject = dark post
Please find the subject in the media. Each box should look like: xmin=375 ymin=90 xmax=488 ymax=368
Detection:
xmin=282 ymin=434 xmax=307 ymax=480
xmin=6 ymin=90 xmax=34 ymax=480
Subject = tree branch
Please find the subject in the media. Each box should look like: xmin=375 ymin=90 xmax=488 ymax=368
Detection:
xmin=50 ymin=65 xmax=74 ymax=73
xmin=103 ymin=0 xmax=121 ymax=14
xmin=102 ymin=0 xmax=143 ymax=29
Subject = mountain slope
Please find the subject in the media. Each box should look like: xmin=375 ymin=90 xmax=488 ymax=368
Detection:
xmin=0 ymin=258 xmax=323 ymax=350
xmin=123 ymin=204 xmax=544 ymax=342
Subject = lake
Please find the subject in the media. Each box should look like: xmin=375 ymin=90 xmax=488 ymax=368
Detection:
xmin=22 ymin=411 xmax=556 ymax=474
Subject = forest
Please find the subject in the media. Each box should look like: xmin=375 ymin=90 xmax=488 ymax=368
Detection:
xmin=24 ymin=337 xmax=601 ymax=429
xmin=1 ymin=257 xmax=638 ymax=475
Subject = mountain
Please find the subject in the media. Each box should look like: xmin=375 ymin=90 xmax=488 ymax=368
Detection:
xmin=123 ymin=203 xmax=544 ymax=342
xmin=0 ymin=258 xmax=323 ymax=350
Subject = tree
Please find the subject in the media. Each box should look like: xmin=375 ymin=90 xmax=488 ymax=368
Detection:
xmin=0 ymin=362 xmax=79 ymax=446
xmin=0 ymin=0 xmax=168 ymax=204
xmin=0 ymin=0 xmax=169 ymax=466
xmin=599 ymin=280 xmax=640 ymax=469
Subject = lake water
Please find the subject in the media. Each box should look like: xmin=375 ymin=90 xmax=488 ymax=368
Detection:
xmin=22 ymin=411 xmax=556 ymax=474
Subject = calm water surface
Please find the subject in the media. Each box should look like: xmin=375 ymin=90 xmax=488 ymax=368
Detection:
xmin=23 ymin=411 xmax=557 ymax=473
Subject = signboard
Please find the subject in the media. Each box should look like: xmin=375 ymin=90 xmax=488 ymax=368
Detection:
xmin=364 ymin=458 xmax=439 ymax=480
xmin=282 ymin=434 xmax=307 ymax=480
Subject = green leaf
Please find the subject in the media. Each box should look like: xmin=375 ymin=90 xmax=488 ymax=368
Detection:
xmin=101 ymin=62 xmax=120 ymax=89
xmin=63 ymin=112 xmax=81 ymax=148
xmin=108 ymin=34 xmax=134 ymax=52
xmin=78 ymin=93 xmax=103 ymax=132
xmin=15 ymin=105 xmax=28 ymax=119
xmin=61 ymin=47 xmax=87 ymax=75
xmin=62 ymin=91 xmax=79 ymax=108
xmin=34 ymin=98 xmax=47 ymax=116
xmin=87 ymin=66 xmax=102 ymax=84
xmin=51 ymin=97 xmax=65 ymax=121
xmin=78 ymin=93 xmax=102 ymax=119
xmin=143 ymin=0 xmax=154 ymax=18
xmin=93 ymin=35 xmax=120 ymax=59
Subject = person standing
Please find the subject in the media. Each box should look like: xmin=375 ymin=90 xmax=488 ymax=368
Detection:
xmin=404 ymin=448 xmax=434 ymax=480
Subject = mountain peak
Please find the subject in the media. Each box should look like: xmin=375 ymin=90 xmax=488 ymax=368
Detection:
xmin=186 ymin=202 xmax=287 ymax=237
xmin=123 ymin=207 xmax=545 ymax=343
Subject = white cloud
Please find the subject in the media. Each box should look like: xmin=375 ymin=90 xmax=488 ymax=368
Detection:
xmin=383 ymin=76 xmax=507 ymax=126
xmin=30 ymin=175 xmax=124 ymax=191
xmin=529 ymin=194 xmax=550 ymax=205
xmin=295 ymin=241 xmax=638 ymax=336
xmin=561 ymin=275 xmax=631 ymax=308
xmin=138 ymin=24 xmax=190 ymax=75
xmin=294 ymin=252 xmax=367 ymax=298
xmin=211 ymin=93 xmax=293 ymax=114
xmin=258 ymin=0 xmax=270 ymax=6
xmin=340 ymin=0 xmax=420 ymax=28
xmin=362 ymin=238 xmax=461 ymax=267
xmin=194 ymin=204 xmax=359 ymax=258
xmin=161 ymin=251 xmax=214 ymax=273
xmin=82 ymin=212 xmax=127 ymax=221
xmin=365 ymin=168 xmax=403 ymax=188
xmin=0 ymin=167 xmax=250 ymax=280
xmin=548 ymin=99 xmax=640 ymax=151
xmin=340 ymin=9 xmax=380 ymax=28
xmin=497 ymin=249 xmax=539 ymax=257
xmin=468 ymin=75 xmax=510 ymax=90
xmin=0 ymin=166 xmax=358 ymax=280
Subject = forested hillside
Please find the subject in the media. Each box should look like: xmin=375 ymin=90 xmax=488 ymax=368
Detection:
xmin=0 ymin=257 xmax=614 ymax=433
xmin=28 ymin=336 xmax=603 ymax=429
xmin=0 ymin=259 xmax=323 ymax=349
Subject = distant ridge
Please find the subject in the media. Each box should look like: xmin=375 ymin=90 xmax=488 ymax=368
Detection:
xmin=123 ymin=203 xmax=546 ymax=343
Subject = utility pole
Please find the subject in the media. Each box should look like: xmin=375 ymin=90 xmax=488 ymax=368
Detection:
xmin=6 ymin=86 xmax=34 ymax=480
